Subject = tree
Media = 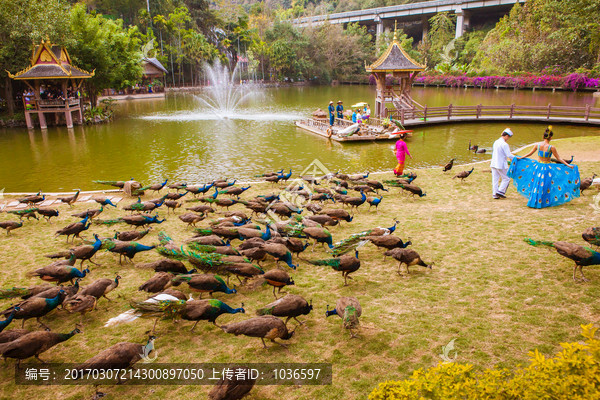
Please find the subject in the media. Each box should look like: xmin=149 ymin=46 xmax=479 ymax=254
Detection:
xmin=425 ymin=12 xmax=456 ymax=68
xmin=0 ymin=0 xmax=71 ymax=114
xmin=472 ymin=0 xmax=600 ymax=74
xmin=68 ymin=3 xmax=143 ymax=106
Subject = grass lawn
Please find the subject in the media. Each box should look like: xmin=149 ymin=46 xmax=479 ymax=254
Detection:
xmin=0 ymin=137 xmax=598 ymax=400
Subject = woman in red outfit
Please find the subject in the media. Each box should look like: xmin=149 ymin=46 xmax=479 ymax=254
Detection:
xmin=393 ymin=132 xmax=412 ymax=175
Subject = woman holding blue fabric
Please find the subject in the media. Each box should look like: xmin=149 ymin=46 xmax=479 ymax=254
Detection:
xmin=508 ymin=126 xmax=580 ymax=208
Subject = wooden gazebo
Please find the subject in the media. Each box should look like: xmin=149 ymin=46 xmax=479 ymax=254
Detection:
xmin=365 ymin=28 xmax=425 ymax=118
xmin=8 ymin=39 xmax=94 ymax=129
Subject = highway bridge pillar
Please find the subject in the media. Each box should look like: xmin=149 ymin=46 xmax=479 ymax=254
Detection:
xmin=375 ymin=15 xmax=384 ymax=45
xmin=455 ymin=8 xmax=470 ymax=38
xmin=421 ymin=15 xmax=429 ymax=42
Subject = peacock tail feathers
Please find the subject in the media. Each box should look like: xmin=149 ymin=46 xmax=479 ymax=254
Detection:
xmin=187 ymin=243 xmax=216 ymax=253
xmin=0 ymin=287 xmax=30 ymax=299
xmin=130 ymin=299 xmax=186 ymax=319
xmin=158 ymin=231 xmax=173 ymax=245
xmin=93 ymin=180 xmax=120 ymax=186
xmin=214 ymin=275 xmax=227 ymax=287
xmin=94 ymin=218 xmax=123 ymax=226
xmin=194 ymin=229 xmax=214 ymax=236
xmin=157 ymin=245 xmax=188 ymax=261
xmin=256 ymin=305 xmax=275 ymax=316
xmin=524 ymin=238 xmax=555 ymax=247
xmin=308 ymin=258 xmax=342 ymax=268
xmin=332 ymin=231 xmax=371 ymax=256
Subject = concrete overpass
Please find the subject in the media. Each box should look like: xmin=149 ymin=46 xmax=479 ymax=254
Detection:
xmin=293 ymin=0 xmax=525 ymax=40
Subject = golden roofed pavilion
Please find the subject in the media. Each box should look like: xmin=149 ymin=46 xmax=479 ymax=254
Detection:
xmin=366 ymin=27 xmax=425 ymax=118
xmin=8 ymin=39 xmax=94 ymax=129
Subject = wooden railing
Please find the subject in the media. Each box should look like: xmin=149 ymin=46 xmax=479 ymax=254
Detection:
xmin=37 ymin=98 xmax=81 ymax=110
xmin=386 ymin=103 xmax=600 ymax=124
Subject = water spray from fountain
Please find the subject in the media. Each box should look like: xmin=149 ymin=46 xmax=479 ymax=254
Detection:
xmin=195 ymin=59 xmax=255 ymax=118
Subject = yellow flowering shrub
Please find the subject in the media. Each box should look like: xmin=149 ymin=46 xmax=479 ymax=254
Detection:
xmin=369 ymin=324 xmax=600 ymax=400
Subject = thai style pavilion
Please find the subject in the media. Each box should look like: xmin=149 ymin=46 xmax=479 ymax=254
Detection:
xmin=365 ymin=28 xmax=426 ymax=118
xmin=8 ymin=39 xmax=94 ymax=129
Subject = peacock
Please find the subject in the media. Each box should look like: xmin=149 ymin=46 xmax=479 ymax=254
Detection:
xmin=453 ymin=167 xmax=475 ymax=182
xmin=525 ymin=239 xmax=600 ymax=281
xmin=263 ymin=269 xmax=294 ymax=298
xmin=0 ymin=327 xmax=80 ymax=367
xmin=148 ymin=179 xmax=168 ymax=193
xmin=256 ymin=294 xmax=312 ymax=326
xmin=367 ymin=235 xmax=411 ymax=254
xmin=221 ymin=315 xmax=296 ymax=348
xmin=75 ymin=336 xmax=156 ymax=372
xmin=55 ymin=215 xmax=90 ymax=242
xmin=70 ymin=233 xmax=103 ymax=267
xmin=302 ymin=226 xmax=334 ymax=252
xmin=121 ymin=214 xmax=165 ymax=228
xmin=331 ymin=220 xmax=398 ymax=256
xmin=0 ymin=307 xmax=21 ymax=332
xmin=79 ymin=275 xmax=121 ymax=302
xmin=1 ymin=290 xmax=66 ymax=329
xmin=93 ymin=196 xmax=117 ymax=207
xmin=36 ymin=208 xmax=60 ymax=221
xmin=104 ymin=240 xmax=156 ymax=263
xmin=186 ymin=183 xmax=215 ymax=196
xmin=17 ymin=192 xmax=45 ymax=205
xmin=261 ymin=242 xmax=297 ymax=269
xmin=28 ymin=265 xmax=89 ymax=285
xmin=137 ymin=259 xmax=191 ymax=274
xmin=64 ymin=295 xmax=97 ymax=324
xmin=57 ymin=190 xmax=80 ymax=207
xmin=308 ymin=251 xmax=360 ymax=285
xmin=0 ymin=221 xmax=23 ymax=235
xmin=582 ymin=227 xmax=600 ymax=247
xmin=132 ymin=298 xmax=245 ymax=331
xmin=580 ymin=174 xmax=597 ymax=194
xmin=105 ymin=292 xmax=186 ymax=327
xmin=384 ymin=248 xmax=433 ymax=275
xmin=443 ymin=159 xmax=455 ymax=172
xmin=178 ymin=212 xmax=205 ymax=227
xmin=366 ymin=196 xmax=383 ymax=210
xmin=325 ymin=297 xmax=362 ymax=338
xmin=6 ymin=207 xmax=38 ymax=220
xmin=171 ymin=274 xmax=236 ymax=298
xmin=398 ymin=183 xmax=426 ymax=197
xmin=219 ymin=186 xmax=251 ymax=199
xmin=208 ymin=366 xmax=256 ymax=400
xmin=116 ymin=228 xmax=152 ymax=242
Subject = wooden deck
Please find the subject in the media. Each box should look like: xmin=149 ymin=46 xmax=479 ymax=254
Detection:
xmin=296 ymin=103 xmax=600 ymax=142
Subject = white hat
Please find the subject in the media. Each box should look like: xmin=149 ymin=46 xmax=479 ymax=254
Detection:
xmin=329 ymin=101 xmax=333 ymax=104
xmin=503 ymin=128 xmax=513 ymax=136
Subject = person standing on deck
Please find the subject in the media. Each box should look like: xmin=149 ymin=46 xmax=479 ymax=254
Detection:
xmin=328 ymin=101 xmax=335 ymax=127
xmin=336 ymin=101 xmax=344 ymax=120
xmin=393 ymin=132 xmax=412 ymax=176
xmin=490 ymin=128 xmax=516 ymax=199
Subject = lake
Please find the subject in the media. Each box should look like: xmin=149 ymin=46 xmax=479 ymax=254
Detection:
xmin=1 ymin=85 xmax=598 ymax=192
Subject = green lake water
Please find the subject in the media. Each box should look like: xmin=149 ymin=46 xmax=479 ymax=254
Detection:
xmin=1 ymin=85 xmax=599 ymax=192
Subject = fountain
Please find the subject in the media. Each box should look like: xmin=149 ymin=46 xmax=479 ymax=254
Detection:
xmin=195 ymin=60 xmax=255 ymax=118
xmin=140 ymin=60 xmax=301 ymax=122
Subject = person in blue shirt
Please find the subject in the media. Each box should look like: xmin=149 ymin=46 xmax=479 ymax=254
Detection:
xmin=336 ymin=101 xmax=344 ymax=120
xmin=328 ymin=101 xmax=335 ymax=126
xmin=352 ymin=110 xmax=357 ymax=123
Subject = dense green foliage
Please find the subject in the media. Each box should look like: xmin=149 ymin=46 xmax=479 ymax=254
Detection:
xmin=370 ymin=324 xmax=600 ymax=400
xmin=1 ymin=0 xmax=599 ymax=114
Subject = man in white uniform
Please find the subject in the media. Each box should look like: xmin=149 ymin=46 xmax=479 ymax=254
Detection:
xmin=490 ymin=128 xmax=516 ymax=199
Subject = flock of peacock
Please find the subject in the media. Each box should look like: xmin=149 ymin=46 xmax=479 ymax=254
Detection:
xmin=0 ymin=155 xmax=598 ymax=399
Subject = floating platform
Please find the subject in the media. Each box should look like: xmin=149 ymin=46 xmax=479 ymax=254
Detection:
xmin=295 ymin=118 xmax=412 ymax=142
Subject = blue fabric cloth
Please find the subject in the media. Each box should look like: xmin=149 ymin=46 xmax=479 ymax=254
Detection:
xmin=508 ymin=157 xmax=581 ymax=208
xmin=352 ymin=112 xmax=357 ymax=123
